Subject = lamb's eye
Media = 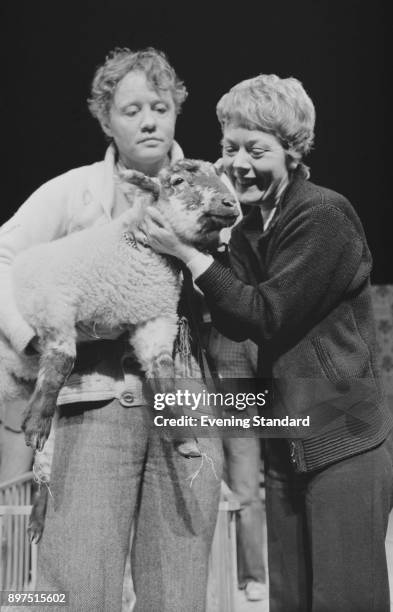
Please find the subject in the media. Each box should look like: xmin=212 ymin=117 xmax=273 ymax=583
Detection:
xmin=171 ymin=176 xmax=184 ymax=186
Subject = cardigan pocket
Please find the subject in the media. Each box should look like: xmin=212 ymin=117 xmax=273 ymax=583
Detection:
xmin=311 ymin=333 xmax=374 ymax=394
xmin=311 ymin=336 xmax=348 ymax=390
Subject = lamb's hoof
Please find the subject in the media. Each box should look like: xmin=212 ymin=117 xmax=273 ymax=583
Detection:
xmin=175 ymin=440 xmax=202 ymax=458
xmin=28 ymin=486 xmax=48 ymax=544
xmin=27 ymin=521 xmax=44 ymax=544
xmin=22 ymin=417 xmax=51 ymax=452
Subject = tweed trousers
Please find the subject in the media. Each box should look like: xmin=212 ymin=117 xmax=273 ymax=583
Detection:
xmin=35 ymin=398 xmax=223 ymax=612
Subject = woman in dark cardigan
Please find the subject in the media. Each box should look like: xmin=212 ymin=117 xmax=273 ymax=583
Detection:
xmin=141 ymin=74 xmax=393 ymax=612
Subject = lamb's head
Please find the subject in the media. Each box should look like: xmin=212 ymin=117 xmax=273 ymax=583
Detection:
xmin=155 ymin=159 xmax=239 ymax=250
xmin=119 ymin=159 xmax=239 ymax=250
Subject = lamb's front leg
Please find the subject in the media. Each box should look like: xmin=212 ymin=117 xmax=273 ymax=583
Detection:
xmin=131 ymin=316 xmax=179 ymax=395
xmin=22 ymin=334 xmax=76 ymax=451
xmin=131 ymin=317 xmax=201 ymax=458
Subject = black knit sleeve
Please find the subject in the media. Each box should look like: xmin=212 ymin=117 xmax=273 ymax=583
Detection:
xmin=196 ymin=203 xmax=369 ymax=345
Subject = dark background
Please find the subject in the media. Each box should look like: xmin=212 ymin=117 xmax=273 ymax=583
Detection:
xmin=2 ymin=1 xmax=392 ymax=281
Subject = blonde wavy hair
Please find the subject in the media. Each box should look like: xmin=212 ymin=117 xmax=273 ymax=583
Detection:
xmin=88 ymin=47 xmax=188 ymax=128
xmin=216 ymin=74 xmax=316 ymax=165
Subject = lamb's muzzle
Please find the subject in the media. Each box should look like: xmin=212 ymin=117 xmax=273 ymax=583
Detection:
xmin=118 ymin=159 xmax=239 ymax=251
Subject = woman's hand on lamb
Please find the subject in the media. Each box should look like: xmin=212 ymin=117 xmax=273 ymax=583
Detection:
xmin=135 ymin=207 xmax=200 ymax=264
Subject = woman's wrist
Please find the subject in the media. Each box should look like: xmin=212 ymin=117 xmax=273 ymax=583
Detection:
xmin=174 ymin=244 xmax=200 ymax=264
xmin=186 ymin=251 xmax=215 ymax=280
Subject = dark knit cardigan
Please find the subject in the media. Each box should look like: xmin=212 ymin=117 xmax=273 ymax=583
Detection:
xmin=197 ymin=172 xmax=392 ymax=473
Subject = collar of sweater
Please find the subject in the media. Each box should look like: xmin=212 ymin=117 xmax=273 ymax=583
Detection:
xmin=241 ymin=167 xmax=308 ymax=237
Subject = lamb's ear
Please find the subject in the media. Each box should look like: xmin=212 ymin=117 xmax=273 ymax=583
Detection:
xmin=170 ymin=159 xmax=212 ymax=175
xmin=117 ymin=170 xmax=160 ymax=199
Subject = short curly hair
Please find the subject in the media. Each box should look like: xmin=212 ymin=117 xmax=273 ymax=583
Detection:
xmin=216 ymin=74 xmax=315 ymax=162
xmin=88 ymin=47 xmax=188 ymax=126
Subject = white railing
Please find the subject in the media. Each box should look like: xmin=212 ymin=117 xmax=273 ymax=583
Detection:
xmin=0 ymin=474 xmax=239 ymax=611
xmin=0 ymin=471 xmax=37 ymax=591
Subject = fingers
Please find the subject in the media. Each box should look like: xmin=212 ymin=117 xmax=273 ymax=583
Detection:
xmin=143 ymin=217 xmax=161 ymax=238
xmin=138 ymin=217 xmax=163 ymax=245
xmin=133 ymin=228 xmax=149 ymax=244
xmin=146 ymin=206 xmax=166 ymax=227
xmin=134 ymin=208 xmax=173 ymax=253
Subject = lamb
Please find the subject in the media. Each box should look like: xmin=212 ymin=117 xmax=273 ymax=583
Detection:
xmin=0 ymin=159 xmax=238 ymax=464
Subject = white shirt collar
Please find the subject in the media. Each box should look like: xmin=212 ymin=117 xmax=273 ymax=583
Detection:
xmin=98 ymin=141 xmax=185 ymax=217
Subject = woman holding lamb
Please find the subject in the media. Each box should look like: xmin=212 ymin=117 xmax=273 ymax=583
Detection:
xmin=142 ymin=74 xmax=393 ymax=611
xmin=0 ymin=48 xmax=222 ymax=611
